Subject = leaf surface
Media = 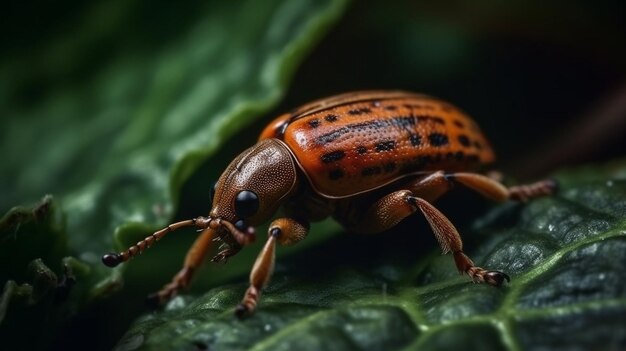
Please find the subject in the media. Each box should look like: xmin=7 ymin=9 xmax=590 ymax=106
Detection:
xmin=118 ymin=161 xmax=626 ymax=351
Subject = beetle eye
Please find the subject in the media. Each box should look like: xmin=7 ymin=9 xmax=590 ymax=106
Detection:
xmin=234 ymin=190 xmax=259 ymax=218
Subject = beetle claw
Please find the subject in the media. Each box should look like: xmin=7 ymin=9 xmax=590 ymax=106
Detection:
xmin=211 ymin=254 xmax=229 ymax=264
xmin=211 ymin=246 xmax=240 ymax=264
xmin=234 ymin=304 xmax=249 ymax=319
xmin=484 ymin=271 xmax=510 ymax=287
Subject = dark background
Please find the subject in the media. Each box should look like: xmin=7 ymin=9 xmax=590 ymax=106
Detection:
xmin=273 ymin=1 xmax=626 ymax=178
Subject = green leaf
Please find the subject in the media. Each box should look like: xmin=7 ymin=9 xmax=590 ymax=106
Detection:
xmin=117 ymin=160 xmax=626 ymax=351
xmin=0 ymin=0 xmax=348 ymax=347
xmin=1 ymin=0 xmax=348 ymax=260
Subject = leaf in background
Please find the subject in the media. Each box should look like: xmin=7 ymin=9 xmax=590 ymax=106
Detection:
xmin=0 ymin=0 xmax=348 ymax=348
xmin=117 ymin=160 xmax=626 ymax=351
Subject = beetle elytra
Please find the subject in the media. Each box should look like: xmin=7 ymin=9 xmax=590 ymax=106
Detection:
xmin=102 ymin=91 xmax=556 ymax=317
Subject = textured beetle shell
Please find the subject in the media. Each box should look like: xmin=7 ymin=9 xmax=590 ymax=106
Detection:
xmin=260 ymin=91 xmax=495 ymax=198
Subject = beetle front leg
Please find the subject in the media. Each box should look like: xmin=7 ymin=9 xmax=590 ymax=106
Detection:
xmin=236 ymin=218 xmax=309 ymax=318
xmin=147 ymin=227 xmax=217 ymax=306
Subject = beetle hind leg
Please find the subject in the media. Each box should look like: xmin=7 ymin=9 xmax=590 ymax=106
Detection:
xmin=406 ymin=195 xmax=509 ymax=287
xmin=342 ymin=188 xmax=510 ymax=287
xmin=453 ymin=251 xmax=509 ymax=286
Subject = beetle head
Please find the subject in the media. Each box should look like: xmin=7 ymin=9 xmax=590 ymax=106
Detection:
xmin=208 ymin=138 xmax=299 ymax=242
xmin=100 ymin=138 xmax=300 ymax=269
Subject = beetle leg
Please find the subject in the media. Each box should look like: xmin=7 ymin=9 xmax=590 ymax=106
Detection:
xmin=345 ymin=190 xmax=417 ymax=234
xmin=406 ymin=196 xmax=510 ymax=286
xmin=404 ymin=171 xmax=454 ymax=203
xmin=344 ymin=189 xmax=508 ymax=286
xmin=147 ymin=227 xmax=217 ymax=306
xmin=507 ymin=179 xmax=558 ymax=202
xmin=236 ymin=218 xmax=309 ymax=318
xmin=445 ymin=172 xmax=557 ymax=202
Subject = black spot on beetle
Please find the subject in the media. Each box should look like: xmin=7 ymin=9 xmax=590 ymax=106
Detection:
xmin=361 ymin=166 xmax=381 ymax=176
xmin=375 ymin=140 xmax=396 ymax=152
xmin=348 ymin=107 xmax=372 ymax=115
xmin=473 ymin=141 xmax=482 ymax=150
xmin=455 ymin=151 xmax=465 ymax=161
xmin=328 ymin=169 xmax=344 ymax=180
xmin=316 ymin=118 xmax=405 ymax=145
xmin=391 ymin=116 xmax=417 ymax=128
xmin=315 ymin=116 xmax=437 ymax=145
xmin=458 ymin=134 xmax=471 ymax=147
xmin=324 ymin=114 xmax=338 ymax=122
xmin=384 ymin=105 xmax=397 ymax=111
xmin=308 ymin=119 xmax=321 ymax=128
xmin=317 ymin=129 xmax=345 ymax=145
xmin=321 ymin=150 xmax=346 ymax=163
xmin=356 ymin=146 xmax=367 ymax=154
xmin=454 ymin=120 xmax=464 ymax=128
xmin=409 ymin=134 xmax=421 ymax=146
xmin=428 ymin=133 xmax=449 ymax=147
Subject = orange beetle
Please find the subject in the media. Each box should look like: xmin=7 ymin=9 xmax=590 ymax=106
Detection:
xmin=102 ymin=91 xmax=555 ymax=317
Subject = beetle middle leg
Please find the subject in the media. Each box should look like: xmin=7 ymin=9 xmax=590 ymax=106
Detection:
xmin=401 ymin=171 xmax=556 ymax=203
xmin=236 ymin=217 xmax=309 ymax=318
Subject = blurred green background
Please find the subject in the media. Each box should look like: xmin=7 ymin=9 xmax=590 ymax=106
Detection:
xmin=1 ymin=0 xmax=625 ymax=350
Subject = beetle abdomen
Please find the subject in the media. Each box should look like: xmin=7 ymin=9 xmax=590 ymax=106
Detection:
xmin=260 ymin=91 xmax=495 ymax=198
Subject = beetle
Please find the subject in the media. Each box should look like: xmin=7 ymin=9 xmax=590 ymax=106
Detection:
xmin=102 ymin=90 xmax=556 ymax=317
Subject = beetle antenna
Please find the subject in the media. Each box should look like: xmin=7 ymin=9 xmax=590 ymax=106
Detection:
xmin=102 ymin=217 xmax=211 ymax=268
